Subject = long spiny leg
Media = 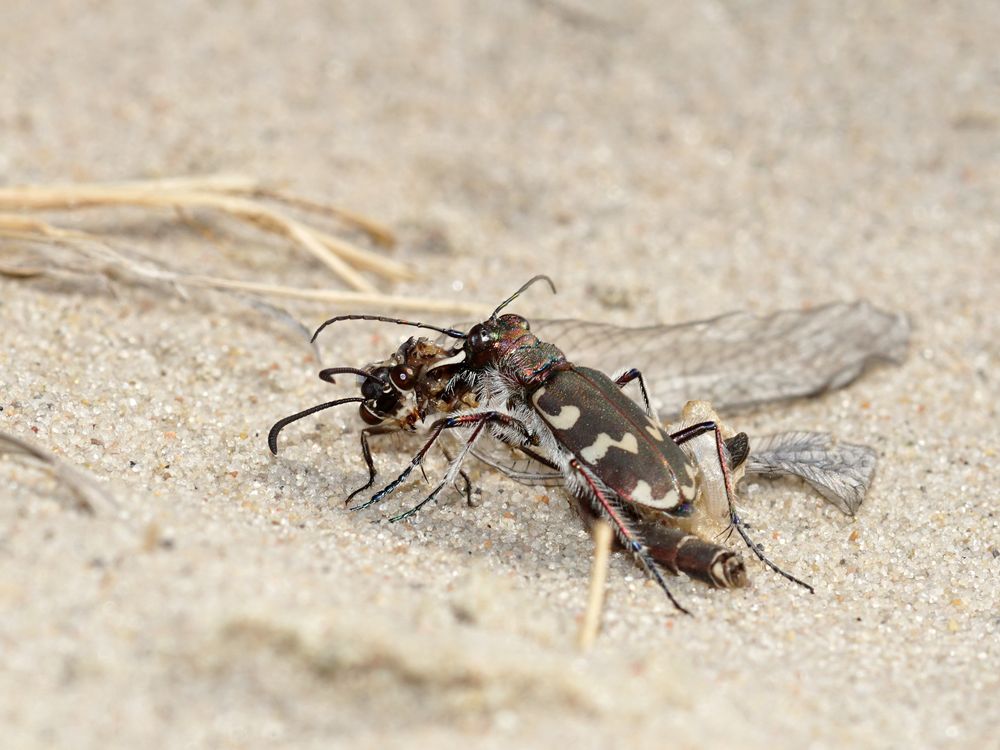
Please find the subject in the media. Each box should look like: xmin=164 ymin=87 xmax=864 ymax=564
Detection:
xmin=388 ymin=414 xmax=511 ymax=522
xmin=352 ymin=411 xmax=532 ymax=513
xmin=673 ymin=421 xmax=814 ymax=593
xmin=345 ymin=426 xmax=394 ymax=503
xmin=570 ymin=459 xmax=691 ymax=615
xmin=441 ymin=446 xmax=476 ymax=507
xmin=348 ymin=421 xmax=451 ymax=512
xmin=613 ymin=368 xmax=654 ymax=418
xmin=567 ymin=491 xmax=748 ymax=590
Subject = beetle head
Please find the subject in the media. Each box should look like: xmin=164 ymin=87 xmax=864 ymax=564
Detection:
xmin=464 ymin=314 xmax=532 ymax=367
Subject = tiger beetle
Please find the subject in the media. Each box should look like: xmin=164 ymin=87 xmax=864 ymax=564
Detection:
xmin=269 ymin=276 xmax=815 ymax=614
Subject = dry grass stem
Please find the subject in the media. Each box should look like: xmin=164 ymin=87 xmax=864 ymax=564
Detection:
xmin=0 ymin=176 xmax=411 ymax=291
xmin=0 ymin=220 xmax=489 ymax=316
xmin=81 ymin=175 xmax=395 ymax=245
xmin=578 ymin=519 xmax=613 ymax=651
xmin=1 ymin=431 xmax=116 ymax=515
xmin=179 ymin=275 xmax=491 ymax=315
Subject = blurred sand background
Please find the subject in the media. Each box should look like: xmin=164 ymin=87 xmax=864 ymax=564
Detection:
xmin=1 ymin=2 xmax=998 ymax=748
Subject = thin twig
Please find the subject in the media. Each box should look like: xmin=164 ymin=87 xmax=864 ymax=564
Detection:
xmin=578 ymin=519 xmax=613 ymax=651
xmin=179 ymin=275 xmax=490 ymax=315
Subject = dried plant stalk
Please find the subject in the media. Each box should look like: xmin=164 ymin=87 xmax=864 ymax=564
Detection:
xmin=0 ymin=219 xmax=490 ymax=317
xmin=70 ymin=175 xmax=395 ymax=245
xmin=0 ymin=176 xmax=411 ymax=291
xmin=578 ymin=519 xmax=613 ymax=651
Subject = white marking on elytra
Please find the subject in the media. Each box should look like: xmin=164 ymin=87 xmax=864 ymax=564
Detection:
xmin=631 ymin=480 xmax=654 ymax=504
xmin=580 ymin=432 xmax=639 ymax=463
xmin=645 ymin=416 xmax=664 ymax=441
xmin=531 ymin=388 xmax=582 ymax=429
xmin=679 ymin=460 xmax=698 ymax=499
xmin=629 ymin=480 xmax=679 ymax=509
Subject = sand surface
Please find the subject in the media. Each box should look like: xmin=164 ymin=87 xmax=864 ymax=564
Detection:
xmin=1 ymin=2 xmax=998 ymax=748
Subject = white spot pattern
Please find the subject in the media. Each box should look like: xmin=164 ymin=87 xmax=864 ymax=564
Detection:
xmin=580 ymin=432 xmax=639 ymax=463
xmin=629 ymin=479 xmax=679 ymax=509
xmin=531 ymin=388 xmax=582 ymax=429
xmin=679 ymin=460 xmax=698 ymax=499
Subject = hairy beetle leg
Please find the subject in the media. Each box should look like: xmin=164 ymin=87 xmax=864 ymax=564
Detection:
xmin=613 ymin=368 xmax=655 ymax=418
xmin=673 ymin=421 xmax=814 ymax=594
xmin=345 ymin=426 xmax=394 ymax=503
xmin=353 ymin=411 xmax=531 ymax=515
xmin=570 ymin=458 xmax=692 ymax=616
xmin=389 ymin=411 xmax=530 ymax=522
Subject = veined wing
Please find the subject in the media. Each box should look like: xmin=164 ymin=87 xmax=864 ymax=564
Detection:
xmin=469 ymin=435 xmax=565 ymax=487
xmin=531 ymin=301 xmax=909 ymax=418
xmin=746 ymin=431 xmax=877 ymax=516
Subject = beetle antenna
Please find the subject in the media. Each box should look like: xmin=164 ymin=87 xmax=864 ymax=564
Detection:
xmin=318 ymin=367 xmax=384 ymax=386
xmin=311 ymin=315 xmax=467 ymax=343
xmin=490 ymin=275 xmax=557 ymax=319
xmin=268 ymin=397 xmax=366 ymax=454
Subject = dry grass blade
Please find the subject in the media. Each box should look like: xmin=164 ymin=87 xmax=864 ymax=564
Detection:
xmin=1 ymin=431 xmax=116 ymax=515
xmin=578 ymin=519 xmax=613 ymax=651
xmin=0 ymin=176 xmax=411 ymax=290
xmin=251 ymin=187 xmax=396 ymax=247
xmin=179 ymin=275 xmax=491 ymax=315
xmin=85 ymin=175 xmax=397 ymax=246
xmin=0 ymin=220 xmax=490 ymax=317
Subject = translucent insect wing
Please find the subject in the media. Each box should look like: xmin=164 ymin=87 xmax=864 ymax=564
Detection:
xmin=532 ymin=301 xmax=909 ymax=418
xmin=746 ymin=431 xmax=878 ymax=516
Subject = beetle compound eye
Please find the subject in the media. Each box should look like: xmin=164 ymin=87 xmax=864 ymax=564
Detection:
xmin=467 ymin=324 xmax=488 ymax=353
xmin=389 ymin=365 xmax=416 ymax=390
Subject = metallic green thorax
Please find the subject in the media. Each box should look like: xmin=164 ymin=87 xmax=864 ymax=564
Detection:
xmin=469 ymin=314 xmax=570 ymax=387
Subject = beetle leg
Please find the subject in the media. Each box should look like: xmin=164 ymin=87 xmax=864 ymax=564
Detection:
xmin=672 ymin=421 xmax=815 ymax=593
xmin=613 ymin=367 xmax=655 ymax=418
xmin=389 ymin=412 xmax=528 ymax=522
xmin=569 ymin=458 xmax=692 ymax=615
xmin=568 ymin=495 xmax=748 ymax=589
xmin=353 ymin=411 xmax=530 ymax=514
xmin=344 ymin=426 xmax=396 ymax=503
xmin=441 ymin=446 xmax=476 ymax=507
xmin=348 ymin=419 xmax=452 ymax=511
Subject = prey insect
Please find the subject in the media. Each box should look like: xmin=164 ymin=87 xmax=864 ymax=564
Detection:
xmin=268 ymin=335 xmax=477 ymax=503
xmin=269 ymin=278 xmax=906 ymax=612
